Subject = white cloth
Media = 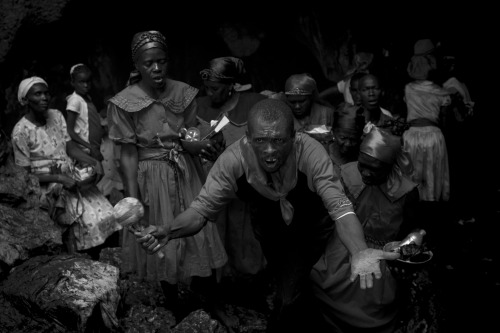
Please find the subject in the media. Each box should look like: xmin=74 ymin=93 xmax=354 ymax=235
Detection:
xmin=337 ymin=78 xmax=353 ymax=105
xmin=443 ymin=77 xmax=475 ymax=112
xmin=363 ymin=107 xmax=394 ymax=134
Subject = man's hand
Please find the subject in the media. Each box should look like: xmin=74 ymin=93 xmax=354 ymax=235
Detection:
xmin=134 ymin=225 xmax=169 ymax=255
xmin=350 ymin=248 xmax=400 ymax=289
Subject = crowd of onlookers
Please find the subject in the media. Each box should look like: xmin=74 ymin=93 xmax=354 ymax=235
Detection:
xmin=0 ymin=31 xmax=481 ymax=332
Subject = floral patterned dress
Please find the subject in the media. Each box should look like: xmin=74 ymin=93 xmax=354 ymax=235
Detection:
xmin=11 ymin=109 xmax=117 ymax=251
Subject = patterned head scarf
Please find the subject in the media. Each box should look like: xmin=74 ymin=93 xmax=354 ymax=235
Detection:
xmin=128 ymin=31 xmax=168 ymax=86
xmin=131 ymin=30 xmax=168 ymax=62
xmin=200 ymin=57 xmax=245 ymax=83
xmin=360 ymin=126 xmax=401 ymax=164
xmin=17 ymin=76 xmax=48 ymax=106
xmin=284 ymin=73 xmax=317 ymax=96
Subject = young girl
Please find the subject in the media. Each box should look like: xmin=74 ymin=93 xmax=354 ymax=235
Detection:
xmin=66 ymin=63 xmax=104 ymax=178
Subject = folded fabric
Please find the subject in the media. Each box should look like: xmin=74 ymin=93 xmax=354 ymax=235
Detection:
xmin=304 ymin=125 xmax=331 ymax=134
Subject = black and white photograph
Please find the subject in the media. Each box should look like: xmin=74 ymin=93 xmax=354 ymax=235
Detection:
xmin=0 ymin=2 xmax=496 ymax=332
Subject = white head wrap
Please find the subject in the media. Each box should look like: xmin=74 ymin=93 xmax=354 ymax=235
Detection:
xmin=17 ymin=76 xmax=48 ymax=106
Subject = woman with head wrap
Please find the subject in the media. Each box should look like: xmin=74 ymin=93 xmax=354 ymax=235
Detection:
xmin=403 ymin=38 xmax=451 ymax=204
xmin=197 ymin=56 xmax=266 ymax=146
xmin=106 ymin=31 xmax=227 ymax=318
xmin=407 ymin=38 xmax=437 ymax=82
xmin=283 ymin=73 xmax=336 ymax=150
xmin=195 ymin=56 xmax=268 ymax=326
xmin=11 ymin=77 xmax=118 ymax=259
xmin=329 ymin=105 xmax=365 ymax=167
xmin=284 ymin=73 xmax=335 ymax=130
xmin=310 ymin=125 xmax=421 ymax=333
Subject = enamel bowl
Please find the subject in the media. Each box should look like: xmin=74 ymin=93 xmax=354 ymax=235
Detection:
xmin=383 ymin=241 xmax=433 ymax=264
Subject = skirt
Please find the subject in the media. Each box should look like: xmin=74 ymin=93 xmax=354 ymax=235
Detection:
xmin=121 ymin=154 xmax=227 ymax=284
xmin=64 ymin=185 xmax=118 ymax=251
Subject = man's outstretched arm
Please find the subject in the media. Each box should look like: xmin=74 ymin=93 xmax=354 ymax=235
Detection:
xmin=134 ymin=144 xmax=242 ymax=254
xmin=135 ymin=207 xmax=208 ymax=254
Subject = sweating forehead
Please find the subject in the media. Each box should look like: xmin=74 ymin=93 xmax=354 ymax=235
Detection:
xmin=247 ymin=99 xmax=294 ymax=134
xmin=249 ymin=117 xmax=289 ymax=135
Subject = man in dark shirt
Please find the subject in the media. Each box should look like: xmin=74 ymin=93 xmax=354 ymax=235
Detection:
xmin=136 ymin=98 xmax=400 ymax=331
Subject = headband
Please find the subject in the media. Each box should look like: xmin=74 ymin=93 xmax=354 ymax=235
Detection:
xmin=70 ymin=63 xmax=85 ymax=75
xmin=284 ymin=73 xmax=317 ymax=96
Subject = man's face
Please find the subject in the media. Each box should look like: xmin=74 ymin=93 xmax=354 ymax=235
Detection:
xmin=359 ymin=76 xmax=381 ymax=111
xmin=357 ymin=152 xmax=392 ymax=185
xmin=247 ymin=117 xmax=294 ymax=173
xmin=285 ymin=95 xmax=312 ymax=119
xmin=135 ymin=47 xmax=168 ymax=89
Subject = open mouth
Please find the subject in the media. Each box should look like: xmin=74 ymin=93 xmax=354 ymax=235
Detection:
xmin=264 ymin=157 xmax=278 ymax=168
xmin=152 ymin=76 xmax=165 ymax=84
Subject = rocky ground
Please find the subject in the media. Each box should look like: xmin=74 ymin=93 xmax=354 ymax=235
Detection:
xmin=99 ymin=209 xmax=500 ymax=333
xmin=0 ymin=193 xmax=498 ymax=333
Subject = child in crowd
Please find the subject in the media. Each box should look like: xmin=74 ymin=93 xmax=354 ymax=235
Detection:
xmin=65 ymin=63 xmax=118 ymax=254
xmin=66 ymin=63 xmax=104 ymax=179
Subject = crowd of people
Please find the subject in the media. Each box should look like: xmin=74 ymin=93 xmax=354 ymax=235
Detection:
xmin=2 ymin=30 xmax=476 ymax=332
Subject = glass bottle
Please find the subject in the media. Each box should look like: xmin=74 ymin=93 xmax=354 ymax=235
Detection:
xmin=399 ymin=229 xmax=426 ymax=247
